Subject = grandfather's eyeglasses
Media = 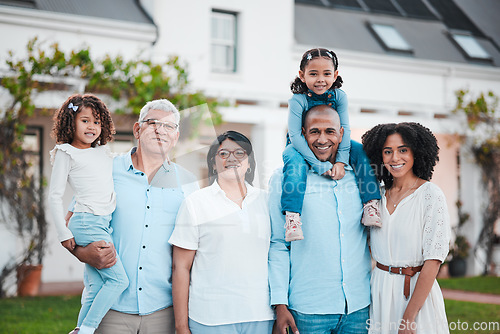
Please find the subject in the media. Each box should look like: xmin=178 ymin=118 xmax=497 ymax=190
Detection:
xmin=140 ymin=119 xmax=178 ymax=132
xmin=216 ymin=149 xmax=247 ymax=160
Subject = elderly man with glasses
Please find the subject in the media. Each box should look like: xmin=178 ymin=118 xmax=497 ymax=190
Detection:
xmin=69 ymin=99 xmax=199 ymax=334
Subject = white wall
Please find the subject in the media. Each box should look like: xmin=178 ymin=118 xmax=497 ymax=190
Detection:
xmin=1 ymin=1 xmax=500 ymax=286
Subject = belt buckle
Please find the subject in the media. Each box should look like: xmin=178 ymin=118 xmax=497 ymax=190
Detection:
xmin=388 ymin=265 xmax=394 ymax=274
xmin=399 ymin=267 xmax=403 ymax=275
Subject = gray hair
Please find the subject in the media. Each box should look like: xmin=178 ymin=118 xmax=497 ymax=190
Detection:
xmin=138 ymin=99 xmax=180 ymax=125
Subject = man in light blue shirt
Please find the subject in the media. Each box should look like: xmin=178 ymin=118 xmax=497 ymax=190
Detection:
xmin=71 ymin=99 xmax=198 ymax=334
xmin=269 ymin=104 xmax=371 ymax=334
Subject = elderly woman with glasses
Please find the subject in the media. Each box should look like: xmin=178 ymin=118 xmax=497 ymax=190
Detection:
xmin=169 ymin=131 xmax=275 ymax=334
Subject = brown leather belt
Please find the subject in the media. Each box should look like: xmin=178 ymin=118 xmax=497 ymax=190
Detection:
xmin=376 ymin=262 xmax=423 ymax=300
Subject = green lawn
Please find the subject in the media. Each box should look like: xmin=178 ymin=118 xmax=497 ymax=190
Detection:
xmin=0 ymin=295 xmax=81 ymax=334
xmin=438 ymin=276 xmax=500 ymax=295
xmin=0 ymin=295 xmax=499 ymax=334
xmin=445 ymin=299 xmax=500 ymax=334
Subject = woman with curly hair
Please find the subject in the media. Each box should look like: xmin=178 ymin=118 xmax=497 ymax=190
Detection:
xmin=362 ymin=122 xmax=450 ymax=334
xmin=49 ymin=93 xmax=128 ymax=334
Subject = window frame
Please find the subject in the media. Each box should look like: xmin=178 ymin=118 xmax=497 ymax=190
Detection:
xmin=367 ymin=22 xmax=413 ymax=54
xmin=449 ymin=31 xmax=492 ymax=62
xmin=211 ymin=9 xmax=238 ymax=73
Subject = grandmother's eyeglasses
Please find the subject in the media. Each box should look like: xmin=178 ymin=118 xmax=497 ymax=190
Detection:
xmin=140 ymin=119 xmax=178 ymax=132
xmin=216 ymin=149 xmax=247 ymax=160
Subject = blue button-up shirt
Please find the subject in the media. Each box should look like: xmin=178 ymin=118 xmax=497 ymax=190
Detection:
xmin=109 ymin=148 xmax=199 ymax=315
xmin=268 ymin=167 xmax=371 ymax=315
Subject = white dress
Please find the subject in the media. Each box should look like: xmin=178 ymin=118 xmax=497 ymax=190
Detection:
xmin=369 ymin=182 xmax=451 ymax=334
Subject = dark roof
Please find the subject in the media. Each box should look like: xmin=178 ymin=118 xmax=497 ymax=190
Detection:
xmin=454 ymin=0 xmax=500 ymax=49
xmin=295 ymin=0 xmax=500 ymax=66
xmin=0 ymin=0 xmax=154 ymax=24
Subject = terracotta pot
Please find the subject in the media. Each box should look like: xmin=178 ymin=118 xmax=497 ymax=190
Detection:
xmin=17 ymin=264 xmax=43 ymax=297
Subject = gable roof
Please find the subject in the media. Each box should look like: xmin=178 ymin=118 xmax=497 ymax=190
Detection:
xmin=0 ymin=0 xmax=154 ymax=24
xmin=295 ymin=0 xmax=500 ymax=67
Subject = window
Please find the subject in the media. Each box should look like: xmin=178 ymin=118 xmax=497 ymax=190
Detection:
xmin=368 ymin=23 xmax=413 ymax=53
xmin=22 ymin=127 xmax=43 ymax=186
xmin=450 ymin=33 xmax=491 ymax=61
xmin=211 ymin=10 xmax=237 ymax=73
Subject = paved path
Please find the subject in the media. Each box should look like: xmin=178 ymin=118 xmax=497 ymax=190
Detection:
xmin=442 ymin=289 xmax=500 ymax=305
xmin=39 ymin=281 xmax=83 ymax=296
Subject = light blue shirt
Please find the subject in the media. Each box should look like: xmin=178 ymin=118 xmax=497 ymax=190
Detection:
xmin=108 ymin=148 xmax=199 ymax=315
xmin=268 ymin=167 xmax=371 ymax=315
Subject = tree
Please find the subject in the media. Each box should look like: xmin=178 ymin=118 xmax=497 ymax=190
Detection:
xmin=453 ymin=89 xmax=500 ymax=275
xmin=0 ymin=37 xmax=223 ymax=297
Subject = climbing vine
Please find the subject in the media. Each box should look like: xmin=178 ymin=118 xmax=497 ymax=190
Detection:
xmin=0 ymin=37 xmax=223 ymax=296
xmin=453 ymin=89 xmax=500 ymax=275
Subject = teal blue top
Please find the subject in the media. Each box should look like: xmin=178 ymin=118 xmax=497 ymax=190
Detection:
xmin=288 ymin=89 xmax=351 ymax=175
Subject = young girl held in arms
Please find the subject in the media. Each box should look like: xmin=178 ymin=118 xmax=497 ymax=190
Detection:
xmin=48 ymin=94 xmax=128 ymax=334
xmin=282 ymin=48 xmax=382 ymax=241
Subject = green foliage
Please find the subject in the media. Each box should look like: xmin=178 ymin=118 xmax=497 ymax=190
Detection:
xmin=0 ymin=37 xmax=225 ymax=297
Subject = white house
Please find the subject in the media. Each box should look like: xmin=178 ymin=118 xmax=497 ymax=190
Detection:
xmin=0 ymin=0 xmax=499 ymax=294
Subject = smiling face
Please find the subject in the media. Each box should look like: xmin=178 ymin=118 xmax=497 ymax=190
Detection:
xmin=134 ymin=109 xmax=179 ymax=159
xmin=71 ymin=107 xmax=102 ymax=149
xmin=299 ymin=57 xmax=338 ymax=95
xmin=382 ymin=133 xmax=415 ymax=179
xmin=302 ymin=106 xmax=344 ymax=164
xmin=214 ymin=139 xmax=249 ymax=184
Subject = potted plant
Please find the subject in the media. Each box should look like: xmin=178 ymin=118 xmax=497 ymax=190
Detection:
xmin=448 ymin=235 xmax=471 ymax=277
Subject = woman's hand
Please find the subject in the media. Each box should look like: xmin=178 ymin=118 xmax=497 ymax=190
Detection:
xmin=274 ymin=305 xmax=299 ymax=334
xmin=175 ymin=326 xmax=192 ymax=334
xmin=398 ymin=318 xmax=417 ymax=334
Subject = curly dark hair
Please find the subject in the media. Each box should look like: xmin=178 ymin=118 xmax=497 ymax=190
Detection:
xmin=361 ymin=122 xmax=439 ymax=189
xmin=207 ymin=131 xmax=256 ymax=185
xmin=290 ymin=48 xmax=343 ymax=94
xmin=51 ymin=93 xmax=115 ymax=147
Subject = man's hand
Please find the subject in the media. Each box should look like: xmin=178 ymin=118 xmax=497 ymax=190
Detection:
xmin=273 ymin=305 xmax=299 ymax=334
xmin=61 ymin=238 xmax=76 ymax=251
xmin=72 ymin=240 xmax=117 ymax=269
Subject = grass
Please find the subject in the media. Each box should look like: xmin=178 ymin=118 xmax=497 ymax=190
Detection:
xmin=445 ymin=299 xmax=500 ymax=334
xmin=438 ymin=276 xmax=500 ymax=295
xmin=0 ymin=295 xmax=81 ymax=333
xmin=1 ymin=278 xmax=500 ymax=334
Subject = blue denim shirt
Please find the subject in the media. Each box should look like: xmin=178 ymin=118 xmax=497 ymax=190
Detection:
xmin=108 ymin=148 xmax=199 ymax=315
xmin=268 ymin=167 xmax=371 ymax=315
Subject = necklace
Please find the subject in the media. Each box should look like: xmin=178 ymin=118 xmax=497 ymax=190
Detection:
xmin=387 ymin=178 xmax=419 ymax=208
xmin=233 ymin=193 xmax=247 ymax=201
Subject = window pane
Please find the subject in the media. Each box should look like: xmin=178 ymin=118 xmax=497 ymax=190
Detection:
xmin=371 ymin=23 xmax=412 ymax=51
xmin=452 ymin=34 xmax=490 ymax=59
xmin=211 ymin=10 xmax=236 ymax=72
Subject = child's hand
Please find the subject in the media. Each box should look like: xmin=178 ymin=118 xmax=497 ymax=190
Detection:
xmin=62 ymin=238 xmax=76 ymax=252
xmin=322 ymin=169 xmax=333 ymax=178
xmin=331 ymin=162 xmax=346 ymax=180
